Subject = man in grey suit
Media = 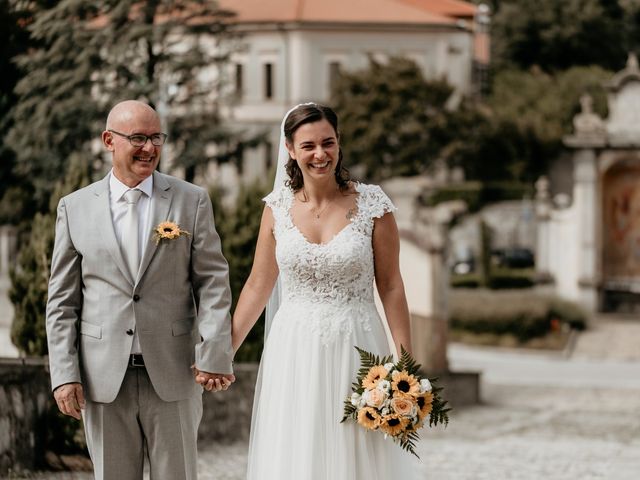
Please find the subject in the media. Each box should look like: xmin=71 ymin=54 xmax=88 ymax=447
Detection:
xmin=46 ymin=100 xmax=235 ymax=479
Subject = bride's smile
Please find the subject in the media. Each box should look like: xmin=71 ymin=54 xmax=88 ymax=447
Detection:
xmin=286 ymin=119 xmax=339 ymax=178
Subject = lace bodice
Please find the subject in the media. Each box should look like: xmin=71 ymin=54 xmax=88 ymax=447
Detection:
xmin=264 ymin=183 xmax=396 ymax=308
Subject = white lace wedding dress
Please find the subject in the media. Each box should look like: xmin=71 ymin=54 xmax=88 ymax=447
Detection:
xmin=246 ymin=183 xmax=420 ymax=479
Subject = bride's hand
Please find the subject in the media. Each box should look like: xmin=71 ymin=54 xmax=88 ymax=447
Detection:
xmin=191 ymin=365 xmax=235 ymax=392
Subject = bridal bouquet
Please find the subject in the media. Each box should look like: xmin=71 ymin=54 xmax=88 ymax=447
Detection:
xmin=341 ymin=346 xmax=450 ymax=458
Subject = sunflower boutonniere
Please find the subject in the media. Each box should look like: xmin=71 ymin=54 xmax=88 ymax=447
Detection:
xmin=153 ymin=221 xmax=190 ymax=245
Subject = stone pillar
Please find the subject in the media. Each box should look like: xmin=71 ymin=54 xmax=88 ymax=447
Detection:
xmin=381 ymin=177 xmax=451 ymax=373
xmin=0 ymin=226 xmax=17 ymax=278
xmin=573 ymin=149 xmax=599 ymax=312
xmin=563 ymin=93 xmax=606 ymax=313
xmin=425 ymin=242 xmax=449 ymax=374
xmin=534 ymin=176 xmax=552 ymax=280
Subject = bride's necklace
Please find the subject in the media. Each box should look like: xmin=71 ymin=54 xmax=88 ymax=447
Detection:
xmin=303 ymin=187 xmax=338 ymax=219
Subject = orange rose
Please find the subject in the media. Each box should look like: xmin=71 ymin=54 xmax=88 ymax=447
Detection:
xmin=391 ymin=397 xmax=416 ymax=417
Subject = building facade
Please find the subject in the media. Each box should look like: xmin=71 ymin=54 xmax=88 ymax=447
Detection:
xmin=537 ymin=54 xmax=640 ymax=313
xmin=211 ymin=0 xmax=484 ymax=190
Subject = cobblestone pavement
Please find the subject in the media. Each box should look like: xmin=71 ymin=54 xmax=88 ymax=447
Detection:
xmin=9 ymin=382 xmax=639 ymax=480
xmin=4 ymin=316 xmax=640 ymax=479
xmin=571 ymin=315 xmax=640 ymax=362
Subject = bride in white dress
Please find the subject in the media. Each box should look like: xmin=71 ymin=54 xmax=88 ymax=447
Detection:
xmin=231 ymin=104 xmax=420 ymax=479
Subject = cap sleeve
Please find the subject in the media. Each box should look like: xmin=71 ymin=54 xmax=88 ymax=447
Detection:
xmin=262 ymin=185 xmax=294 ymax=231
xmin=262 ymin=185 xmax=291 ymax=211
xmin=358 ymin=184 xmax=397 ymax=220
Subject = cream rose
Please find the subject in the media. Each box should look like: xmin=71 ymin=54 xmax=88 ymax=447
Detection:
xmin=364 ymin=388 xmax=388 ymax=408
xmin=420 ymin=378 xmax=433 ymax=393
xmin=391 ymin=397 xmax=416 ymax=417
xmin=377 ymin=379 xmax=391 ymax=392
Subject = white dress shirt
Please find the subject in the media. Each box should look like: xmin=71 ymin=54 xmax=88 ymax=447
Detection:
xmin=109 ymin=170 xmax=153 ymax=354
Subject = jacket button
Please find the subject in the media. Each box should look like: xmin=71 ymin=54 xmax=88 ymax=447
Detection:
xmin=126 ymin=329 xmax=134 ymax=336
xmin=133 ymin=294 xmax=140 ymax=302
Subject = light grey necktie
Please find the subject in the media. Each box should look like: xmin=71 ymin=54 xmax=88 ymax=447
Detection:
xmin=122 ymin=189 xmax=143 ymax=280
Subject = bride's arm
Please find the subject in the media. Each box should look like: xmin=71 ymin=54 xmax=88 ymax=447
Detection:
xmin=231 ymin=206 xmax=279 ymax=353
xmin=372 ymin=212 xmax=413 ymax=356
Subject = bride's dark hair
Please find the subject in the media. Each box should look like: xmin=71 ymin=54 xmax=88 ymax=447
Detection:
xmin=283 ymin=103 xmax=350 ymax=192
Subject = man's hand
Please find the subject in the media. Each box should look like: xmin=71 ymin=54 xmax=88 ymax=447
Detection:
xmin=53 ymin=383 xmax=85 ymax=420
xmin=192 ymin=367 xmax=235 ymax=392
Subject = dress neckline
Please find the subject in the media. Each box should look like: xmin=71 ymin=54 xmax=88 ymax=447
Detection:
xmin=286 ymin=183 xmax=362 ymax=247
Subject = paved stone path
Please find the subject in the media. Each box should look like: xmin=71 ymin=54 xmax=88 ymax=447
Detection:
xmin=10 ymin=380 xmax=639 ymax=480
xmin=571 ymin=314 xmax=640 ymax=362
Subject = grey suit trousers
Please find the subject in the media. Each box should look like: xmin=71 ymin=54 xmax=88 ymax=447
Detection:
xmin=83 ymin=367 xmax=202 ymax=480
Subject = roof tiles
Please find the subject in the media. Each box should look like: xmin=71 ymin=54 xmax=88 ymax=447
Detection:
xmin=218 ymin=0 xmax=468 ymax=25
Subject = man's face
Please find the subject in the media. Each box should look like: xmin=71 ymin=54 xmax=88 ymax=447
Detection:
xmin=102 ymin=107 xmax=163 ymax=187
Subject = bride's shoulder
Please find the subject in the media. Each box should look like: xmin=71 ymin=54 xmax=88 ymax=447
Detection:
xmin=353 ymin=182 xmax=396 ymax=218
xmin=263 ymin=184 xmax=294 ymax=209
xmin=353 ymin=182 xmax=386 ymax=198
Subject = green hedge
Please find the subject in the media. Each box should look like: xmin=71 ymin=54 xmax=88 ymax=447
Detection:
xmin=488 ymin=268 xmax=535 ymax=289
xmin=421 ymin=181 xmax=533 ymax=213
xmin=450 ymin=289 xmax=588 ymax=342
xmin=451 ymin=268 xmax=535 ymax=290
xmin=450 ymin=273 xmax=481 ymax=289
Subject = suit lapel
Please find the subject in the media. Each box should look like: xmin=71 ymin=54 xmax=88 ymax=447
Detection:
xmin=137 ymin=171 xmax=173 ymax=284
xmin=94 ymin=174 xmax=135 ymax=284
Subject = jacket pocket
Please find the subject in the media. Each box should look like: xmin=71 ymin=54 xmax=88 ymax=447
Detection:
xmin=171 ymin=318 xmax=195 ymax=337
xmin=80 ymin=321 xmax=102 ymax=339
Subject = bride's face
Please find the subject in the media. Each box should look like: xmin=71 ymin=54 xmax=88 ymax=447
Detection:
xmin=286 ymin=119 xmax=339 ymax=181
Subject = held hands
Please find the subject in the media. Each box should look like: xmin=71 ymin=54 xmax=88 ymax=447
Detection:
xmin=192 ymin=365 xmax=235 ymax=392
xmin=53 ymin=383 xmax=85 ymax=420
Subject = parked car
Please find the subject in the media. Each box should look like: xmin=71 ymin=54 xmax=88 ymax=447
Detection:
xmin=491 ymin=248 xmax=535 ymax=269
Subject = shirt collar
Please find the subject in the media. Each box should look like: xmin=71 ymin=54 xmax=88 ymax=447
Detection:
xmin=109 ymin=170 xmax=154 ymax=201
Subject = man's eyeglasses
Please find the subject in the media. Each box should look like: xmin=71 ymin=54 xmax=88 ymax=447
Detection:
xmin=108 ymin=129 xmax=168 ymax=147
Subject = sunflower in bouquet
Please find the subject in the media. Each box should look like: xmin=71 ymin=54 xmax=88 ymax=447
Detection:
xmin=341 ymin=346 xmax=450 ymax=458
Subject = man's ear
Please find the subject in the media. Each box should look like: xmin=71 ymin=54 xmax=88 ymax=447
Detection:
xmin=102 ymin=130 xmax=115 ymax=151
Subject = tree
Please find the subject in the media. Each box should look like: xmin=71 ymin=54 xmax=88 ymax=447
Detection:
xmin=9 ymin=154 xmax=91 ymax=355
xmin=491 ymin=0 xmax=628 ymax=72
xmin=0 ymin=0 xmax=55 ymax=224
xmin=91 ymin=0 xmax=247 ymax=181
xmin=5 ymin=1 xmax=108 ymax=219
xmin=4 ymin=0 xmax=245 ymax=221
xmin=490 ymin=66 xmax=610 ymax=142
xmin=444 ymin=65 xmax=612 ymax=183
xmin=210 ymin=180 xmax=269 ymax=362
xmin=331 ymin=56 xmax=453 ymax=181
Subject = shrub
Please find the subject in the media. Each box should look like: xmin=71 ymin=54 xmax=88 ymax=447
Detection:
xmin=9 ymin=212 xmax=55 ymax=355
xmin=10 ymin=153 xmax=91 ymax=356
xmin=210 ymin=180 xmax=269 ymax=362
xmin=449 ymin=289 xmax=588 ymax=342
xmin=450 ymin=273 xmax=481 ymax=289
xmin=421 ymin=181 xmax=532 ymax=213
xmin=450 ymin=267 xmax=535 ymax=290
xmin=548 ymin=297 xmax=588 ymax=331
xmin=488 ymin=268 xmax=535 ymax=289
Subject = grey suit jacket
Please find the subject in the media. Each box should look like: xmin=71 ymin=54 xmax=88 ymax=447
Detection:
xmin=46 ymin=171 xmax=233 ymax=403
